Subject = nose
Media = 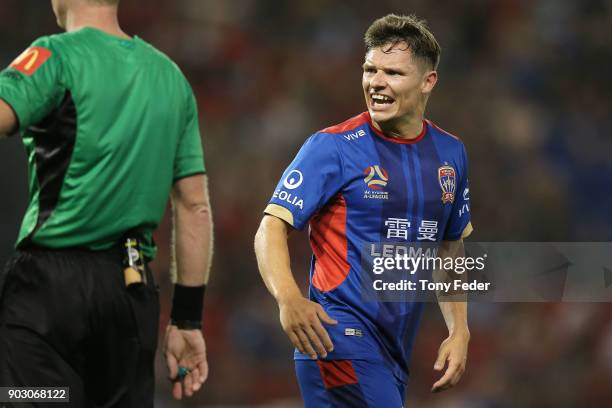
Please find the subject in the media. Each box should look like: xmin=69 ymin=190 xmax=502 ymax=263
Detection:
xmin=369 ymin=70 xmax=387 ymax=91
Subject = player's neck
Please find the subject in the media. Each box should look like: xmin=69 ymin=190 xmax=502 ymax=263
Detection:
xmin=64 ymin=5 xmax=130 ymax=40
xmin=373 ymin=116 xmax=425 ymax=140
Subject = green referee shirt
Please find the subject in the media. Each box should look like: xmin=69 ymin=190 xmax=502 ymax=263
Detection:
xmin=0 ymin=27 xmax=206 ymax=259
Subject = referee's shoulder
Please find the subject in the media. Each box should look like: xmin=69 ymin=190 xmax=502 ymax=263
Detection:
xmin=25 ymin=32 xmax=64 ymax=51
xmin=137 ymin=39 xmax=191 ymax=86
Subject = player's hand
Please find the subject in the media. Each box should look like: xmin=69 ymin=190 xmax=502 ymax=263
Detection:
xmin=432 ymin=330 xmax=469 ymax=393
xmin=163 ymin=324 xmax=208 ymax=400
xmin=278 ymin=296 xmax=338 ymax=359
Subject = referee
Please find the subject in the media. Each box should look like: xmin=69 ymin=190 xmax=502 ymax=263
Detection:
xmin=0 ymin=0 xmax=213 ymax=406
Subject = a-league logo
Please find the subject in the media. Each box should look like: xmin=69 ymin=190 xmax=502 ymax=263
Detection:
xmin=363 ymin=165 xmax=389 ymax=190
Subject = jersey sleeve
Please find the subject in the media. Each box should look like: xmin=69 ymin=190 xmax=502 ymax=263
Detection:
xmin=264 ymin=133 xmax=345 ymax=230
xmin=443 ymin=144 xmax=473 ymax=240
xmin=173 ymin=86 xmax=206 ymax=181
xmin=0 ymin=37 xmax=65 ymax=132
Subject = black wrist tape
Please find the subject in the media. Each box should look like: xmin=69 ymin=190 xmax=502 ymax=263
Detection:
xmin=170 ymin=284 xmax=205 ymax=330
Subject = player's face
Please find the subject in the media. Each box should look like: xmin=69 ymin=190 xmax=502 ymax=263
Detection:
xmin=362 ymin=42 xmax=437 ymax=133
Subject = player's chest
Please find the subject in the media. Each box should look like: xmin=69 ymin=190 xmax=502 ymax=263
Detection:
xmin=340 ymin=149 xmax=458 ymax=210
xmin=335 ymin=145 xmax=460 ymax=242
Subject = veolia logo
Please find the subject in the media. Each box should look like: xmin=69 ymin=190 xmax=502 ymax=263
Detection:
xmin=283 ymin=170 xmax=303 ymax=190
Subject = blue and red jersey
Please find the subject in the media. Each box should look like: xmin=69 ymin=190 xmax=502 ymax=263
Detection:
xmin=265 ymin=112 xmax=472 ymax=382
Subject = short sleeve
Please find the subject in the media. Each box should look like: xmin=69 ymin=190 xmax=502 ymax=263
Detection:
xmin=173 ymin=87 xmax=205 ymax=181
xmin=264 ymin=133 xmax=345 ymax=230
xmin=0 ymin=37 xmax=64 ymax=132
xmin=443 ymin=144 xmax=473 ymax=240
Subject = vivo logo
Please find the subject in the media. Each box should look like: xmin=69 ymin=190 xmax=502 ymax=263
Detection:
xmin=344 ymin=129 xmax=366 ymax=141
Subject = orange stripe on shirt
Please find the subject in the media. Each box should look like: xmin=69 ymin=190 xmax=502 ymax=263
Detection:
xmin=310 ymin=194 xmax=349 ymax=292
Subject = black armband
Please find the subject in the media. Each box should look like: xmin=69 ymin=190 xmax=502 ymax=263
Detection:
xmin=170 ymin=284 xmax=206 ymax=330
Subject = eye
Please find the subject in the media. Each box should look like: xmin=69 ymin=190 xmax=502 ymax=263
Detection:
xmin=363 ymin=67 xmax=376 ymax=74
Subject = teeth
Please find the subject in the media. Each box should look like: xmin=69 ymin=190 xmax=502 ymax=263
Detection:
xmin=371 ymin=94 xmax=393 ymax=103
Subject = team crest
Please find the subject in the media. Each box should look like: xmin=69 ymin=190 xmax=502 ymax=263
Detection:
xmin=438 ymin=165 xmax=456 ymax=204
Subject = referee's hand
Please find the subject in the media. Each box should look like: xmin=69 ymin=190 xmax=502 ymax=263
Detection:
xmin=278 ymin=296 xmax=338 ymax=359
xmin=163 ymin=325 xmax=209 ymax=400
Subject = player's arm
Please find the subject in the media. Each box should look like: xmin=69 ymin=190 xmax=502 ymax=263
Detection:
xmin=254 ymin=214 xmax=337 ymax=359
xmin=431 ymin=238 xmax=470 ymax=393
xmin=0 ymin=96 xmax=18 ymax=138
xmin=164 ymin=173 xmax=213 ymax=400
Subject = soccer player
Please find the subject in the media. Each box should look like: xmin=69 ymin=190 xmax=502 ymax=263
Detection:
xmin=255 ymin=14 xmax=472 ymax=406
xmin=0 ymin=0 xmax=212 ymax=405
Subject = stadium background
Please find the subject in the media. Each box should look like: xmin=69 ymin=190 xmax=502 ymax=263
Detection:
xmin=1 ymin=0 xmax=611 ymax=406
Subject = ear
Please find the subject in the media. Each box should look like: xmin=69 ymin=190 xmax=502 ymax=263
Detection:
xmin=421 ymin=70 xmax=438 ymax=94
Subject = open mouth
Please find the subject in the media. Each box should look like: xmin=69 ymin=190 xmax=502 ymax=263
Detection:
xmin=370 ymin=93 xmax=395 ymax=107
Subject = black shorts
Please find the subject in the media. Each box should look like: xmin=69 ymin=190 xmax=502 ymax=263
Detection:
xmin=0 ymin=247 xmax=160 ymax=407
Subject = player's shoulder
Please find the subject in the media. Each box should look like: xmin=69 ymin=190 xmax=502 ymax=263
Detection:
xmin=308 ymin=112 xmax=370 ymax=145
xmin=426 ymin=119 xmax=466 ymax=153
xmin=319 ymin=112 xmax=370 ymax=134
xmin=426 ymin=119 xmax=462 ymax=142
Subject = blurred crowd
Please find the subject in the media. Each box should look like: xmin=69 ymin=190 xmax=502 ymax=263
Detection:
xmin=1 ymin=0 xmax=611 ymax=406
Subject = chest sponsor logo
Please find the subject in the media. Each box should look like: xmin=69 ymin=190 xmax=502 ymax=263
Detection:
xmin=363 ymin=165 xmax=389 ymax=200
xmin=438 ymin=165 xmax=456 ymax=204
xmin=10 ymin=47 xmax=52 ymax=76
xmin=273 ymin=190 xmax=304 ymax=209
xmin=343 ymin=129 xmax=366 ymax=141
xmin=283 ymin=170 xmax=303 ymax=190
xmin=384 ymin=217 xmax=440 ymax=241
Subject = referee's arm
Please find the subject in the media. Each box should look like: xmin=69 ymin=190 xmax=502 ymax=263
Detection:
xmin=171 ymin=173 xmax=213 ymax=286
xmin=164 ymin=173 xmax=212 ymax=400
xmin=0 ymin=99 xmax=17 ymax=138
